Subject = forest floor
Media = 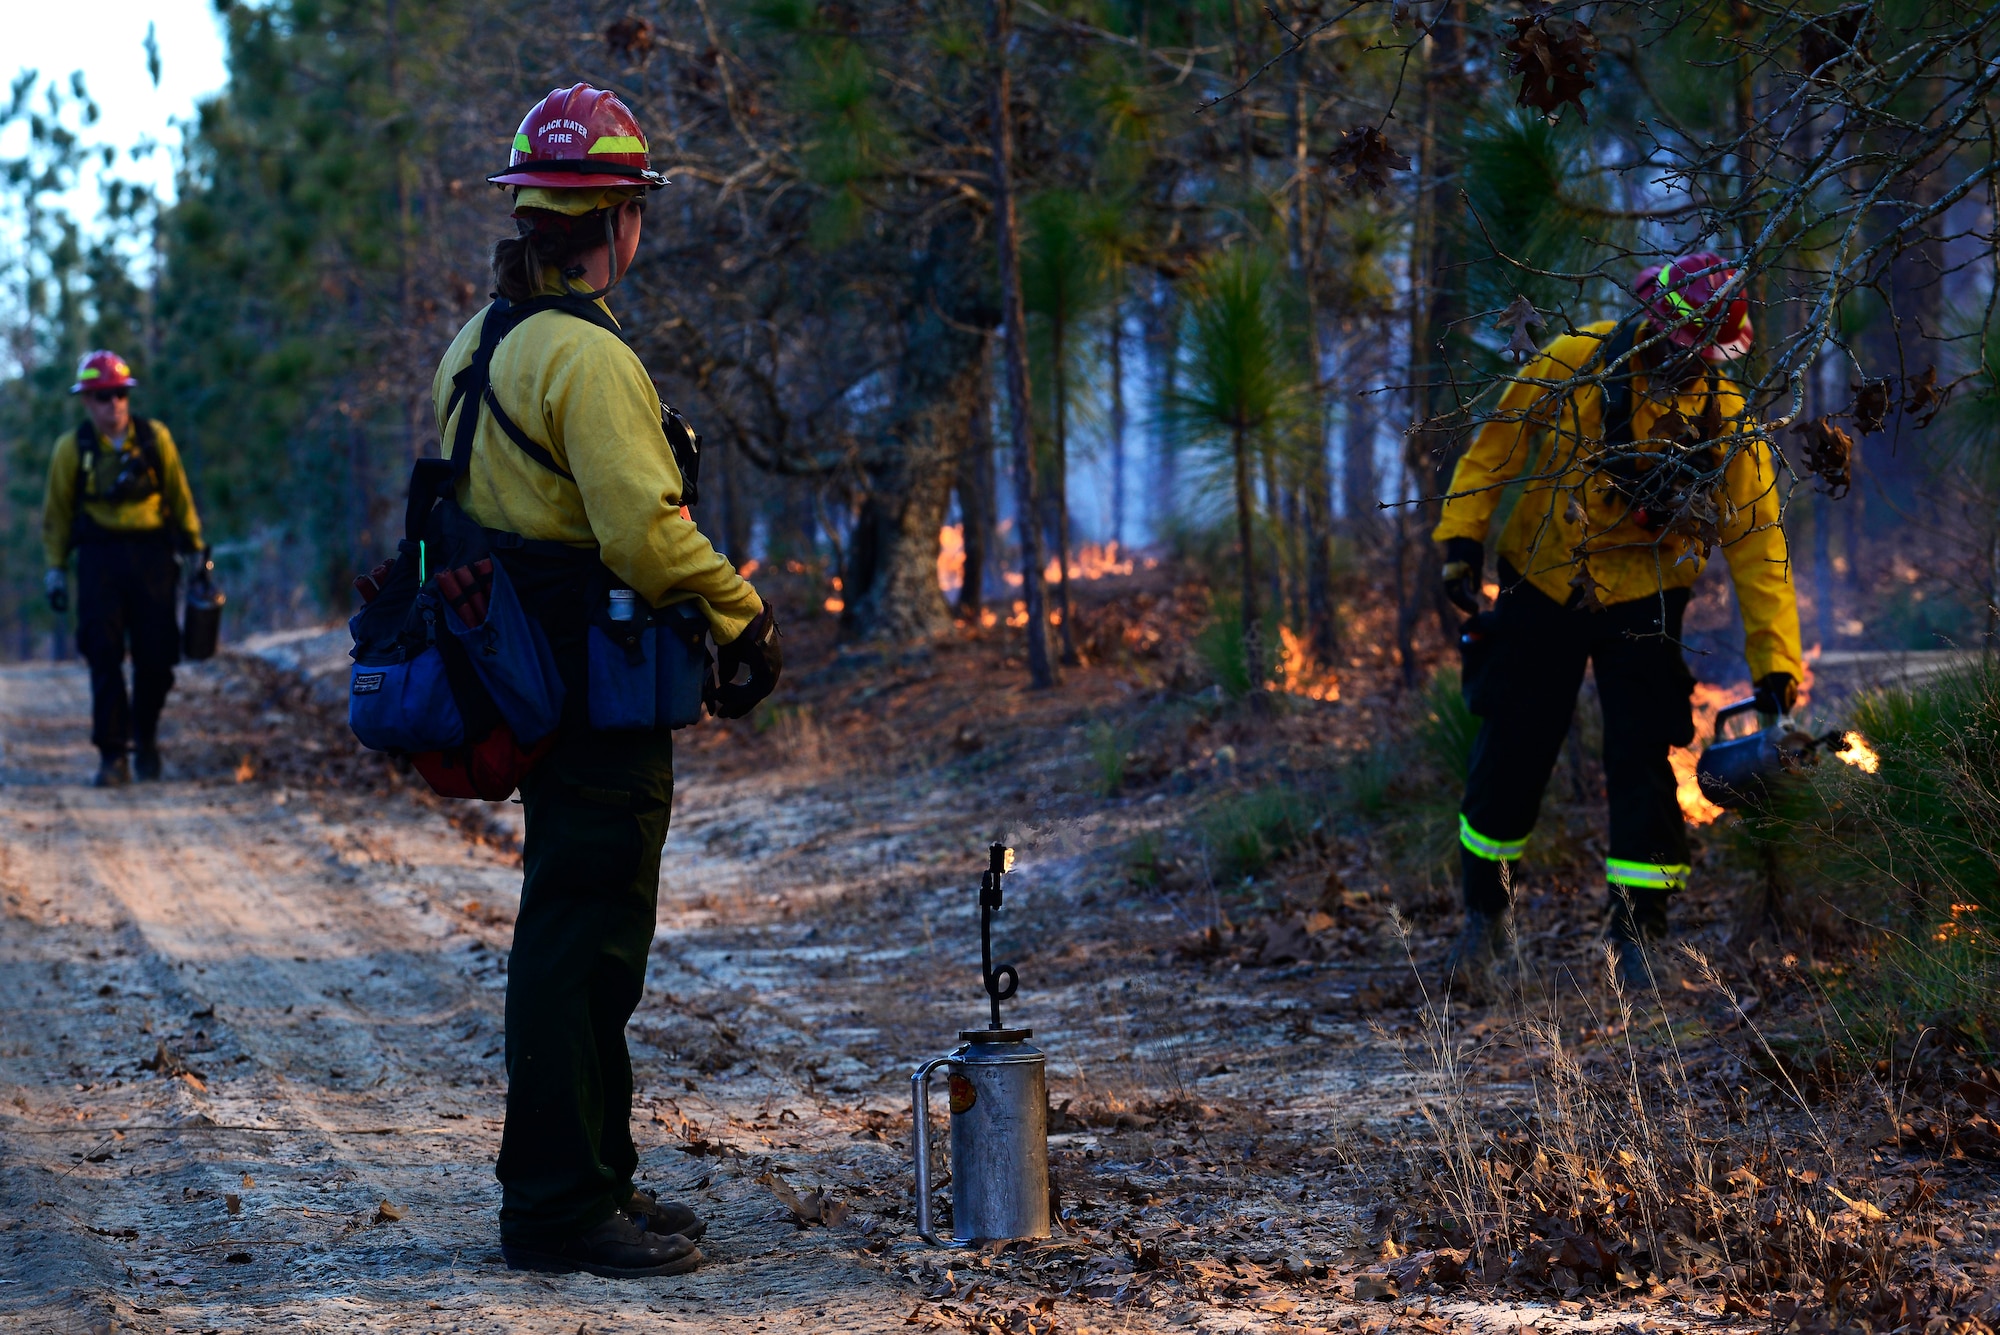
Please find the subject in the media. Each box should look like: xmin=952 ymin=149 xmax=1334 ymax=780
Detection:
xmin=2 ymin=564 xmax=1995 ymax=1335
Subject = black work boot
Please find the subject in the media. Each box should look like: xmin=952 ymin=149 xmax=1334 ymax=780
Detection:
xmin=93 ymin=753 xmax=131 ymax=788
xmin=501 ymin=1213 xmax=703 ymax=1279
xmin=134 ymin=747 xmax=162 ymax=782
xmin=1441 ymin=906 xmax=1516 ymax=994
xmin=1605 ymin=887 xmax=1670 ymax=991
xmin=626 ymin=1188 xmax=707 ymax=1242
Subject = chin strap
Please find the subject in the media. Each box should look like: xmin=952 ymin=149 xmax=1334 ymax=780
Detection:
xmin=559 ymin=210 xmax=626 ymax=302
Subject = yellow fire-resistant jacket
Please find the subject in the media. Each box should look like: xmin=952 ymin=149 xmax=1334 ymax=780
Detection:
xmin=430 ymin=279 xmax=762 ymax=644
xmin=42 ymin=419 xmax=204 ymax=569
xmin=1433 ymin=320 xmax=1804 ymax=683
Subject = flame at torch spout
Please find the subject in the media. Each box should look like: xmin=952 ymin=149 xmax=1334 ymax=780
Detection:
xmin=1836 ymin=731 xmax=1880 ymax=774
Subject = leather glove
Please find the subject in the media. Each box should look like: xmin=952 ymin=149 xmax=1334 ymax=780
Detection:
xmin=712 ymin=606 xmax=782 ymax=720
xmin=44 ymin=569 xmax=68 ymax=614
xmin=1440 ymin=537 xmax=1485 ymax=615
xmin=1753 ymin=672 xmax=1798 ymax=716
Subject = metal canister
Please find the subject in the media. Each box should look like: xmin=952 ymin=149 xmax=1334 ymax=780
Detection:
xmin=181 ymin=554 xmax=225 ymax=662
xmin=912 ymin=1027 xmax=1049 ymax=1245
xmin=1696 ymin=698 xmax=1819 ymax=810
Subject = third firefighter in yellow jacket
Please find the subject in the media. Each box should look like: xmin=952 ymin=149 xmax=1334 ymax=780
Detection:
xmin=1432 ymin=253 xmax=1803 ymax=992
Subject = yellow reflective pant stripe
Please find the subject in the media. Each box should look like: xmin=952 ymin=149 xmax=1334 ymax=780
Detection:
xmin=1459 ymin=814 xmax=1528 ymax=861
xmin=1605 ymin=858 xmax=1691 ymax=890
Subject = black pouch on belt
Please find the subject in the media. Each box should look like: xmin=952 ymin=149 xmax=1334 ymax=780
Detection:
xmin=1458 ymin=610 xmax=1505 ymax=717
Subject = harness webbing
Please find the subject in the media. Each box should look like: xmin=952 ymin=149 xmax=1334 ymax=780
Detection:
xmin=444 ymin=294 xmax=624 ymax=483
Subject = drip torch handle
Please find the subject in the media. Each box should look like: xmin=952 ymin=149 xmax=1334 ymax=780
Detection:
xmin=911 ymin=1056 xmax=953 ymax=1246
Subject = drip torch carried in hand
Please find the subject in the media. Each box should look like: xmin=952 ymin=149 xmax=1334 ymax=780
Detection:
xmin=910 ymin=842 xmax=1051 ymax=1246
xmin=1696 ymin=697 xmax=1869 ymax=810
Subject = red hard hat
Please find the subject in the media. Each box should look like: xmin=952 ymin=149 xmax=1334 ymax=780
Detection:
xmin=488 ymin=84 xmax=667 ymax=190
xmin=1634 ymin=253 xmax=1752 ymax=363
xmin=70 ymin=349 xmax=137 ymax=395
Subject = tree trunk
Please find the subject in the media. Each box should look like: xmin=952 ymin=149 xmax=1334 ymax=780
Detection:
xmin=1051 ymin=313 xmax=1080 ymax=665
xmin=1290 ymin=21 xmax=1338 ymax=664
xmin=840 ymin=222 xmax=985 ymax=642
xmin=956 ymin=344 xmax=997 ymax=619
xmin=1109 ymin=301 xmax=1126 ymax=548
xmin=1234 ymin=421 xmax=1264 ymax=690
xmin=989 ymin=0 xmax=1055 ymax=688
xmin=1342 ymin=323 xmax=1382 ymax=542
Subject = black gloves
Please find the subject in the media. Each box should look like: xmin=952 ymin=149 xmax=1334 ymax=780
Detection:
xmin=1753 ymin=672 xmax=1798 ymax=716
xmin=1440 ymin=538 xmax=1485 ymax=615
xmin=712 ymin=606 xmax=782 ymax=720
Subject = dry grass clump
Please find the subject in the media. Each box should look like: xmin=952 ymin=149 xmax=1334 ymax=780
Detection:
xmin=1378 ymin=922 xmax=1997 ymax=1332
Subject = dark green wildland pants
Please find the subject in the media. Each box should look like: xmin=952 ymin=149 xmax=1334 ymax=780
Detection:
xmin=495 ymin=726 xmax=674 ymax=1248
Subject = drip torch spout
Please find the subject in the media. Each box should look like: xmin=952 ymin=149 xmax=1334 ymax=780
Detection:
xmin=980 ymin=842 xmax=1017 ymax=1030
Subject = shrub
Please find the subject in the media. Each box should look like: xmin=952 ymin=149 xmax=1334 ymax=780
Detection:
xmin=1416 ymin=666 xmax=1481 ymax=777
xmin=1200 ymin=785 xmax=1323 ymax=883
xmin=1087 ymin=719 xmax=1133 ymax=796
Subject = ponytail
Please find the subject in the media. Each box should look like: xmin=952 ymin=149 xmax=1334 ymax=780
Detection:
xmin=490 ymin=211 xmax=606 ymax=303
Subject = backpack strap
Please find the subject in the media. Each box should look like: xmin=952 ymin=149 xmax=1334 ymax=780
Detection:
xmin=72 ymin=418 xmax=165 ymax=498
xmin=443 ymin=294 xmax=624 ymax=483
xmin=1594 ymin=316 xmax=1643 ymax=450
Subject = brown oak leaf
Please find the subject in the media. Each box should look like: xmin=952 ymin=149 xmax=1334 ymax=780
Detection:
xmin=1793 ymin=417 xmax=1854 ymax=497
xmin=605 ymin=15 xmax=655 ymax=63
xmin=1328 ymin=125 xmax=1412 ymax=195
xmin=1495 ymin=295 xmax=1546 ymax=363
xmin=1850 ymin=377 xmax=1892 ymax=433
xmin=1569 ymin=562 xmax=1606 ymax=612
xmin=1799 ymin=4 xmax=1876 ymax=73
xmin=1504 ymin=9 xmax=1600 ymax=124
xmin=1903 ymin=365 xmax=1943 ymax=427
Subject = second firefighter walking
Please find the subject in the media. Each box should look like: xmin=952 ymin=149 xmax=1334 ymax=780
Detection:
xmin=42 ymin=350 xmax=208 ymax=787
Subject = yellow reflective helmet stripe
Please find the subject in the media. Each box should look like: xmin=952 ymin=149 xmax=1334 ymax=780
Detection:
xmin=588 ymin=135 xmax=647 ymax=154
xmin=1605 ymin=858 xmax=1691 ymax=890
xmin=79 ymin=367 xmax=100 ymax=380
xmin=1658 ymin=264 xmax=1700 ymax=324
xmin=1460 ymin=814 xmax=1529 ymax=862
xmin=513 ymin=133 xmax=532 ymax=154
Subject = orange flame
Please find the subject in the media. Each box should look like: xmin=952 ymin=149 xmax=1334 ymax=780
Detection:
xmin=1002 ymin=541 xmax=1136 ymax=587
xmin=1265 ymin=625 xmax=1340 ymax=701
xmin=1005 ymin=599 xmax=1028 ymax=628
xmin=937 ymin=524 xmax=965 ymax=596
xmin=1672 ymin=680 xmax=1749 ymax=826
xmin=824 ymin=574 xmax=844 ymax=615
xmin=1835 ymin=731 xmax=1880 ymax=774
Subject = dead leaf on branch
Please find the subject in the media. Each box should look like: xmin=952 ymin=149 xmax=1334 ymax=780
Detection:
xmin=1794 ymin=417 xmax=1854 ymax=496
xmin=1496 ymin=295 xmax=1546 ymax=363
xmin=605 ymin=15 xmax=655 ymax=64
xmin=1798 ymin=4 xmax=1877 ymax=73
xmin=1851 ymin=377 xmax=1893 ymax=433
xmin=1503 ymin=9 xmax=1600 ymax=124
xmin=1328 ymin=124 xmax=1412 ymax=195
xmin=1569 ymin=562 xmax=1606 ymax=612
xmin=1904 ymin=364 xmax=1944 ymax=426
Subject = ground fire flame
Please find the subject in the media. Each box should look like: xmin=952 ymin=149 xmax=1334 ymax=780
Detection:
xmin=1266 ymin=626 xmax=1338 ymax=701
xmin=1672 ymin=681 xmax=1747 ymax=826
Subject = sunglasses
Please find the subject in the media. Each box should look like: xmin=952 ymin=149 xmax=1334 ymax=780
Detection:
xmin=88 ymin=389 xmax=130 ymax=404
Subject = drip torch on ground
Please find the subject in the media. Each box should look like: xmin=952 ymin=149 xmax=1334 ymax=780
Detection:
xmin=911 ymin=842 xmax=1052 ymax=1246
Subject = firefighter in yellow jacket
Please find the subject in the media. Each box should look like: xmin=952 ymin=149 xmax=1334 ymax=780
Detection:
xmin=432 ymin=85 xmax=776 ymax=1281
xmin=1434 ymin=254 xmax=1804 ymax=988
xmin=43 ymin=351 xmax=205 ymax=787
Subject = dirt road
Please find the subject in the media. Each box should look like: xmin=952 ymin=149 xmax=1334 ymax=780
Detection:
xmin=0 ymin=649 xmax=1518 ymax=1334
